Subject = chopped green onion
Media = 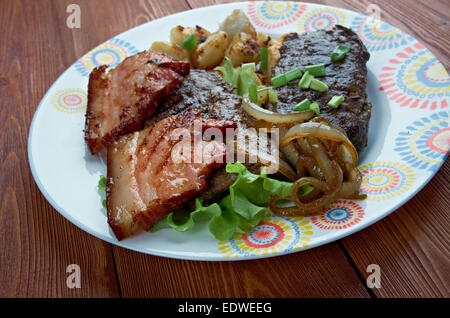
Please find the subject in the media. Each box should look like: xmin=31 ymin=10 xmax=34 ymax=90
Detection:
xmin=238 ymin=68 xmax=257 ymax=97
xmin=242 ymin=62 xmax=256 ymax=74
xmin=181 ymin=34 xmax=198 ymax=51
xmin=298 ymin=71 xmax=314 ymax=89
xmin=256 ymin=86 xmax=268 ymax=103
xmin=310 ymin=78 xmax=329 ymax=92
xmin=328 ymin=95 xmax=345 ymax=108
xmin=310 ymin=102 xmax=320 ymax=115
xmin=271 ymin=68 xmax=304 ymax=88
xmin=284 ymin=68 xmax=302 ymax=82
xmin=248 ymin=83 xmax=258 ymax=103
xmin=260 ymin=47 xmax=268 ymax=70
xmin=293 ymin=99 xmax=311 ymax=111
xmin=271 ymin=74 xmax=287 ymax=88
xmin=231 ymin=70 xmax=239 ymax=90
xmin=268 ymin=88 xmax=278 ymax=103
xmin=331 ymin=45 xmax=350 ymax=62
xmin=304 ymin=64 xmax=326 ymax=77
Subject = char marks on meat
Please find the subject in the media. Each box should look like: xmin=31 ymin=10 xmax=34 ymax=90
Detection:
xmin=147 ymin=69 xmax=253 ymax=129
xmin=106 ymin=113 xmax=236 ymax=240
xmin=271 ymin=26 xmax=372 ymax=151
xmin=146 ymin=69 xmax=262 ymax=202
xmin=84 ymin=50 xmax=190 ymax=154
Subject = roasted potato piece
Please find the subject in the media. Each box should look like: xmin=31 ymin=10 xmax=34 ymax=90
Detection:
xmin=191 ymin=31 xmax=228 ymax=69
xmin=267 ymin=39 xmax=282 ymax=76
xmin=219 ymin=9 xmax=256 ymax=46
xmin=170 ymin=25 xmax=211 ymax=46
xmin=256 ymin=32 xmax=271 ymax=48
xmin=225 ymin=32 xmax=260 ymax=67
xmin=150 ymin=41 xmax=189 ymax=61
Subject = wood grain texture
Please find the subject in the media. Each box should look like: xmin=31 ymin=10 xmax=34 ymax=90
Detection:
xmin=113 ymin=243 xmax=370 ymax=298
xmin=340 ymin=159 xmax=450 ymax=297
xmin=1 ymin=0 xmax=448 ymax=298
xmin=0 ymin=0 xmax=123 ymax=298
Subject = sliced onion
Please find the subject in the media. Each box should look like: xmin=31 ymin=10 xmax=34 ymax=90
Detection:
xmin=280 ymin=121 xmax=358 ymax=166
xmin=268 ymin=118 xmax=366 ymax=217
xmin=269 ymin=195 xmax=304 ymax=217
xmin=295 ymin=157 xmax=306 ymax=177
xmin=281 ymin=142 xmax=301 ymax=168
xmin=233 ymin=128 xmax=298 ymax=180
xmin=307 ymin=137 xmax=335 ymax=183
xmin=242 ymin=95 xmax=314 ymax=124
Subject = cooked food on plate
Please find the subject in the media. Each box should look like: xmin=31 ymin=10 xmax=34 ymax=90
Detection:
xmin=271 ymin=27 xmax=371 ymax=152
xmin=107 ymin=114 xmax=235 ymax=240
xmin=86 ymin=10 xmax=372 ymax=240
xmin=84 ymin=50 xmax=190 ymax=154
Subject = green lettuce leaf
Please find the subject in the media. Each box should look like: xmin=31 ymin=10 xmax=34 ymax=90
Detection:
xmin=152 ymin=162 xmax=301 ymax=240
xmin=98 ymin=175 xmax=107 ymax=208
xmin=214 ymin=58 xmax=259 ymax=98
xmin=214 ymin=57 xmax=239 ymax=88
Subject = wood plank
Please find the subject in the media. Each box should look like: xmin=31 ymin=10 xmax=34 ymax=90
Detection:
xmin=0 ymin=0 xmax=124 ymax=297
xmin=341 ymin=160 xmax=450 ymax=297
xmin=113 ymin=242 xmax=370 ymax=298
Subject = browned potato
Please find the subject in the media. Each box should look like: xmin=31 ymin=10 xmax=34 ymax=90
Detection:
xmin=256 ymin=32 xmax=271 ymax=48
xmin=191 ymin=31 xmax=228 ymax=69
xmin=225 ymin=32 xmax=260 ymax=67
xmin=218 ymin=9 xmax=257 ymax=46
xmin=170 ymin=25 xmax=211 ymax=46
xmin=150 ymin=41 xmax=189 ymax=61
xmin=267 ymin=39 xmax=282 ymax=76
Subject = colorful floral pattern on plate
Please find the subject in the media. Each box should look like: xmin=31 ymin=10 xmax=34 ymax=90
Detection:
xmin=350 ymin=15 xmax=414 ymax=51
xmin=311 ymin=200 xmax=365 ymax=230
xmin=359 ymin=162 xmax=416 ymax=201
xmin=247 ymin=1 xmax=307 ymax=29
xmin=395 ymin=111 xmax=449 ymax=171
xmin=51 ymin=88 xmax=87 ymax=113
xmin=217 ymin=215 xmax=313 ymax=258
xmin=74 ymin=38 xmax=139 ymax=77
xmin=297 ymin=7 xmax=346 ymax=33
xmin=378 ymin=42 xmax=449 ymax=110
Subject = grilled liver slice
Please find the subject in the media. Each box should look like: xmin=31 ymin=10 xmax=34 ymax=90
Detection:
xmin=271 ymin=26 xmax=372 ymax=152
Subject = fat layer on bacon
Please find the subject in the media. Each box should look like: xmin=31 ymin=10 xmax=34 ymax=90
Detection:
xmin=106 ymin=114 xmax=236 ymax=240
xmin=84 ymin=50 xmax=190 ymax=154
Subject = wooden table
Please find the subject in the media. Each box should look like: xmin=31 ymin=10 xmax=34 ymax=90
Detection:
xmin=1 ymin=0 xmax=448 ymax=298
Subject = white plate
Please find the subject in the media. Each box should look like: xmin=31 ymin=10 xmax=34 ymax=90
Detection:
xmin=28 ymin=1 xmax=449 ymax=260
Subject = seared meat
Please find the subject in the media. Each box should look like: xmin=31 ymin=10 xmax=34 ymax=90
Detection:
xmin=271 ymin=26 xmax=371 ymax=152
xmin=106 ymin=113 xmax=236 ymax=240
xmin=146 ymin=69 xmax=263 ymax=202
xmin=147 ymin=69 xmax=254 ymax=129
xmin=84 ymin=50 xmax=190 ymax=154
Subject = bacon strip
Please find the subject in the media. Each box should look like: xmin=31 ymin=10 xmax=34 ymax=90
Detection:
xmin=106 ymin=114 xmax=236 ymax=240
xmin=84 ymin=50 xmax=190 ymax=154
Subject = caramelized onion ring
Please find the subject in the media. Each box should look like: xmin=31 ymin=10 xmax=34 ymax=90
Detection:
xmin=268 ymin=118 xmax=366 ymax=217
xmin=280 ymin=121 xmax=358 ymax=166
xmin=242 ymin=96 xmax=315 ymax=124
